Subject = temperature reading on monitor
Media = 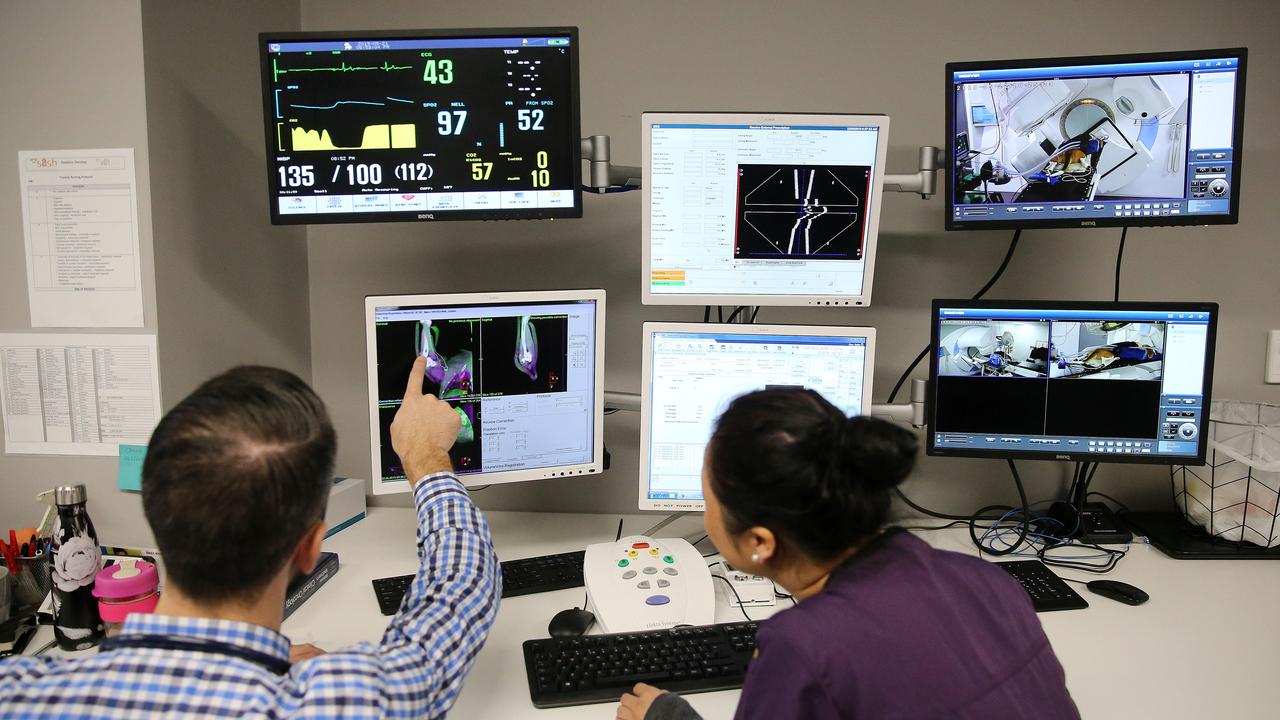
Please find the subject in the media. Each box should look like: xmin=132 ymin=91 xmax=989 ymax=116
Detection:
xmin=643 ymin=113 xmax=889 ymax=306
xmin=261 ymin=28 xmax=581 ymax=223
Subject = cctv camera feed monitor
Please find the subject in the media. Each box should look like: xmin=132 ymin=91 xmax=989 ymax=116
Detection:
xmin=645 ymin=114 xmax=885 ymax=305
xmin=370 ymin=297 xmax=598 ymax=486
xmin=643 ymin=327 xmax=872 ymax=506
xmin=947 ymin=50 xmax=1245 ymax=229
xmin=929 ymin=303 xmax=1217 ymax=463
xmin=261 ymin=28 xmax=581 ymax=224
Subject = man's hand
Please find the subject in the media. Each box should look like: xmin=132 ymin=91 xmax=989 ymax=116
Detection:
xmin=391 ymin=356 xmax=461 ymax=484
xmin=616 ymin=683 xmax=667 ymax=720
xmin=289 ymin=643 xmax=327 ymax=664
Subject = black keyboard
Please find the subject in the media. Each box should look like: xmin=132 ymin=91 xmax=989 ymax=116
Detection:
xmin=523 ymin=621 xmax=759 ymax=708
xmin=371 ymin=550 xmax=586 ymax=615
xmin=996 ymin=560 xmax=1089 ymax=612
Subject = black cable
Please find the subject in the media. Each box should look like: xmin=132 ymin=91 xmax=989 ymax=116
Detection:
xmin=703 ymin=306 xmax=711 ymax=323
xmin=1085 ymin=491 xmax=1129 ymax=513
xmin=710 ymin=572 xmax=754 ymax=622
xmin=898 ymin=520 xmax=969 ymax=531
xmin=724 ymin=305 xmax=747 ymax=323
xmin=717 ymin=306 xmax=723 ymax=323
xmin=1114 ymin=226 xmax=1127 ymax=302
xmin=885 ymin=229 xmax=1022 ymax=405
xmin=749 ymin=306 xmax=761 ymax=323
xmin=467 ymin=485 xmax=492 ymax=491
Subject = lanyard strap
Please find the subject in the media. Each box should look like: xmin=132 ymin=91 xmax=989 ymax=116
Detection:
xmin=100 ymin=635 xmax=292 ymax=675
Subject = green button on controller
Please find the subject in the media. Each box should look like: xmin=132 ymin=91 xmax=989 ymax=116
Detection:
xmin=663 ymin=555 xmax=674 ymax=564
xmin=618 ymin=559 xmax=629 ymax=568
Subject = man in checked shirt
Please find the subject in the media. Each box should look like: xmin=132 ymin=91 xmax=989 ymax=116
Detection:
xmin=0 ymin=357 xmax=498 ymax=719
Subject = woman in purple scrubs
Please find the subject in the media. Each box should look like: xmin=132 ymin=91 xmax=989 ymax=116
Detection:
xmin=616 ymin=388 xmax=1078 ymax=720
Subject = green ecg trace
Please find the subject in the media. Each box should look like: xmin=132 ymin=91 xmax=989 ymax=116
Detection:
xmin=273 ymin=58 xmax=414 ymax=82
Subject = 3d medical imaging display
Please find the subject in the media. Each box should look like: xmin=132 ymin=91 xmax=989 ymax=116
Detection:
xmin=1050 ymin=321 xmax=1165 ymax=380
xmin=260 ymin=27 xmax=582 ymax=224
xmin=643 ymin=113 xmax=888 ymax=306
xmin=929 ymin=303 xmax=1215 ymax=463
xmin=369 ymin=296 xmax=597 ymax=485
xmin=734 ymin=164 xmax=870 ymax=260
xmin=937 ymin=320 xmax=1050 ymax=377
xmin=947 ymin=50 xmax=1246 ymax=228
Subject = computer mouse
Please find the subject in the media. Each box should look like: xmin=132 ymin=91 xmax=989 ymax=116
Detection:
xmin=548 ymin=607 xmax=595 ymax=638
xmin=1086 ymin=580 xmax=1149 ymax=606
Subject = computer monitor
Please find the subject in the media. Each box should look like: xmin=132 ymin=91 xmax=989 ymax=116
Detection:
xmin=639 ymin=323 xmax=876 ymax=511
xmin=946 ymin=48 xmax=1247 ymax=230
xmin=260 ymin=27 xmax=582 ymax=224
xmin=642 ymin=112 xmax=890 ymax=307
xmin=927 ymin=300 xmax=1218 ymax=465
xmin=365 ymin=289 xmax=604 ymax=494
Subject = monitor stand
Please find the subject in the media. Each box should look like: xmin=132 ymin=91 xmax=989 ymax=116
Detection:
xmin=1124 ymin=512 xmax=1280 ymax=559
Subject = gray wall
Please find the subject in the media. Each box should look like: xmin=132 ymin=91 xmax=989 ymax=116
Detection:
xmin=0 ymin=1 xmax=309 ymax=544
xmin=0 ymin=1 xmax=158 ymax=543
xmin=302 ymin=0 xmax=1280 ymax=518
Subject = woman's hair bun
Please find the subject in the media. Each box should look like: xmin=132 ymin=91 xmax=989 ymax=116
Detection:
xmin=837 ymin=416 xmax=918 ymax=491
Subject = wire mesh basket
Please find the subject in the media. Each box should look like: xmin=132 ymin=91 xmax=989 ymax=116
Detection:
xmin=1173 ymin=400 xmax=1280 ymax=548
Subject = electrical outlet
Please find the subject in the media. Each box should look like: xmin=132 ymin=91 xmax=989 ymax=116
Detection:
xmin=1268 ymin=330 xmax=1280 ymax=384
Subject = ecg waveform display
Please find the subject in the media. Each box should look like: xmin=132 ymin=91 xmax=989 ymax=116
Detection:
xmin=260 ymin=29 xmax=581 ymax=224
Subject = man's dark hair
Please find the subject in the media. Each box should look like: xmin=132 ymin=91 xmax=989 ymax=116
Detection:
xmin=707 ymin=388 xmax=918 ymax=562
xmin=142 ymin=366 xmax=336 ymax=604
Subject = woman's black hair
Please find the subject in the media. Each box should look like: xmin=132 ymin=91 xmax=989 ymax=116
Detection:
xmin=707 ymin=388 xmax=918 ymax=561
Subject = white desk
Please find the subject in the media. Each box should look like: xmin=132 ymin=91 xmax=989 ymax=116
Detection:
xmin=25 ymin=507 xmax=1280 ymax=718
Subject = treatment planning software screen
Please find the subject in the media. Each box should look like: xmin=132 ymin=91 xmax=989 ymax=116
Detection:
xmin=648 ymin=123 xmax=881 ymax=298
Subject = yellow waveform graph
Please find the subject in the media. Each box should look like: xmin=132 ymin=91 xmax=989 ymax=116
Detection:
xmin=291 ymin=123 xmax=416 ymax=151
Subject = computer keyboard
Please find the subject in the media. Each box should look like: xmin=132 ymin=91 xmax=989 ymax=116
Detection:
xmin=522 ymin=621 xmax=759 ymax=708
xmin=996 ymin=560 xmax=1089 ymax=612
xmin=371 ymin=550 xmax=587 ymax=615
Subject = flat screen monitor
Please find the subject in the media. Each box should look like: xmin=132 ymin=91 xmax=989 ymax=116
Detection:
xmin=642 ymin=112 xmax=890 ymax=307
xmin=365 ymin=289 xmax=604 ymax=494
xmin=927 ymin=300 xmax=1218 ymax=465
xmin=260 ymin=27 xmax=582 ymax=224
xmin=639 ymin=322 xmax=876 ymax=511
xmin=946 ymin=48 xmax=1246 ymax=230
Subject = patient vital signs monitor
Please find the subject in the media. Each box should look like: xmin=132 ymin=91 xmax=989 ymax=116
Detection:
xmin=927 ymin=300 xmax=1218 ymax=465
xmin=260 ymin=27 xmax=582 ymax=224
xmin=366 ymin=290 xmax=604 ymax=494
xmin=639 ymin=323 xmax=876 ymax=511
xmin=947 ymin=48 xmax=1247 ymax=230
xmin=642 ymin=113 xmax=890 ymax=307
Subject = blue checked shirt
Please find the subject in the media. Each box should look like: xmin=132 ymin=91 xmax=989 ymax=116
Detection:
xmin=0 ymin=473 xmax=500 ymax=719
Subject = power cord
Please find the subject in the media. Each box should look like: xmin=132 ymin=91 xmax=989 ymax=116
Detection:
xmin=967 ymin=460 xmax=1032 ymax=556
xmin=707 ymin=561 xmax=755 ymax=622
xmin=1114 ymin=226 xmax=1127 ymax=302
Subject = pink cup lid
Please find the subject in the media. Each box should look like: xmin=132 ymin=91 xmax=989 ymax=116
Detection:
xmin=93 ymin=560 xmax=159 ymax=599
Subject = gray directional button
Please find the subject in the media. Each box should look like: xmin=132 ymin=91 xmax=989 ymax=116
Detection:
xmin=637 ymin=580 xmax=652 ymax=589
xmin=657 ymin=579 xmax=671 ymax=588
xmin=621 ymin=570 xmax=637 ymax=579
xmin=642 ymin=566 xmax=658 ymax=575
xmin=663 ymin=567 xmax=679 ymax=576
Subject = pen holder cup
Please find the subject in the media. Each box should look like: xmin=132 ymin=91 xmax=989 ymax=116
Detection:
xmin=15 ymin=551 xmax=52 ymax=608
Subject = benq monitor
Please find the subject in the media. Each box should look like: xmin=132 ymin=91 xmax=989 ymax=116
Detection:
xmin=642 ymin=112 xmax=890 ymax=307
xmin=946 ymin=48 xmax=1246 ymax=230
xmin=639 ymin=322 xmax=876 ymax=511
xmin=927 ymin=299 xmax=1218 ymax=465
xmin=261 ymin=27 xmax=582 ymax=224
xmin=366 ymin=289 xmax=604 ymax=494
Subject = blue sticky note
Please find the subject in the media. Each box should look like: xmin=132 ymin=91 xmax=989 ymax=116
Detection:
xmin=118 ymin=444 xmax=147 ymax=492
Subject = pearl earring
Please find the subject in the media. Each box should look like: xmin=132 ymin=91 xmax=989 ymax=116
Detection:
xmin=751 ymin=554 xmax=760 ymax=563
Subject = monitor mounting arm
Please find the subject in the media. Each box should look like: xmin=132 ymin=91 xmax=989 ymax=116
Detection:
xmin=583 ymin=136 xmax=942 ymax=198
xmin=581 ymin=135 xmax=641 ymax=191
xmin=883 ymin=146 xmax=944 ymax=199
xmin=604 ymin=378 xmax=928 ymax=428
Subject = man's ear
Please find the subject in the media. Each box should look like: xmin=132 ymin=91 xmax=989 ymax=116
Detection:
xmin=293 ymin=521 xmax=326 ymax=575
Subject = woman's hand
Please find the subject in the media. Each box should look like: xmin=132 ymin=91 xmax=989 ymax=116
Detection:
xmin=616 ymin=683 xmax=667 ymax=719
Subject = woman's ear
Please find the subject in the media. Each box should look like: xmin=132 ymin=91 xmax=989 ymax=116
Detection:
xmin=743 ymin=525 xmax=777 ymax=566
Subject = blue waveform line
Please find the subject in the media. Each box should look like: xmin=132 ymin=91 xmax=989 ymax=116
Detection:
xmin=386 ymin=97 xmax=413 ymax=104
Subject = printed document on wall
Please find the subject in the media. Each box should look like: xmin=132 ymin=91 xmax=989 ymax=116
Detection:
xmin=0 ymin=333 xmax=161 ymax=456
xmin=18 ymin=149 xmax=145 ymax=327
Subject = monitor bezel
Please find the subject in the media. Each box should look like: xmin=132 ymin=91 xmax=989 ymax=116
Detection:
xmin=638 ymin=321 xmax=878 ymax=511
xmin=944 ymin=47 xmax=1248 ymax=231
xmin=365 ymin=288 xmax=605 ymax=494
xmin=260 ymin=26 xmax=583 ymax=225
xmin=925 ymin=298 xmax=1219 ymax=465
xmin=640 ymin=112 xmax=891 ymax=307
